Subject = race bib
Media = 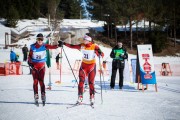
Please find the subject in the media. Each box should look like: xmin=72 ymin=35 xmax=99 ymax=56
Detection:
xmin=32 ymin=51 xmax=46 ymax=60
xmin=81 ymin=50 xmax=95 ymax=61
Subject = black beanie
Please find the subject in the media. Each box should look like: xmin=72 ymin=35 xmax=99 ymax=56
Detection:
xmin=36 ymin=33 xmax=43 ymax=38
xmin=117 ymin=39 xmax=122 ymax=43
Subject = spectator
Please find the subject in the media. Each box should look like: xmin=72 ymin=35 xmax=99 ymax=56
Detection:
xmin=22 ymin=44 xmax=28 ymax=61
xmin=110 ymin=40 xmax=128 ymax=89
xmin=10 ymin=50 xmax=16 ymax=63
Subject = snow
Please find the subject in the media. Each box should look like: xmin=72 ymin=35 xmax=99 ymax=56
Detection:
xmin=0 ymin=18 xmax=180 ymax=120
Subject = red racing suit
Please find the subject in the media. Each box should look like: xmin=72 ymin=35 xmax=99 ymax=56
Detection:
xmin=28 ymin=43 xmax=58 ymax=95
xmin=64 ymin=42 xmax=104 ymax=97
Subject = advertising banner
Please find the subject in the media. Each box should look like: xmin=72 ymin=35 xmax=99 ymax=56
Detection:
xmin=137 ymin=45 xmax=157 ymax=84
xmin=131 ymin=59 xmax=136 ymax=83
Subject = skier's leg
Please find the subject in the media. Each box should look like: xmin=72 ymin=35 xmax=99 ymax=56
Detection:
xmin=32 ymin=68 xmax=39 ymax=102
xmin=38 ymin=66 xmax=46 ymax=102
xmin=78 ymin=67 xmax=85 ymax=102
xmin=88 ymin=64 xmax=96 ymax=96
xmin=32 ymin=68 xmax=39 ymax=95
xmin=88 ymin=64 xmax=96 ymax=104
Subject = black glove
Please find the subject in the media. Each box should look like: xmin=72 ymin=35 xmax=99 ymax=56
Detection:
xmin=28 ymin=61 xmax=34 ymax=69
xmin=58 ymin=41 xmax=64 ymax=47
xmin=98 ymin=49 xmax=102 ymax=54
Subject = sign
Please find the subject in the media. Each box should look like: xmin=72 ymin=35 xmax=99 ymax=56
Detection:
xmin=131 ymin=59 xmax=136 ymax=83
xmin=137 ymin=45 xmax=156 ymax=84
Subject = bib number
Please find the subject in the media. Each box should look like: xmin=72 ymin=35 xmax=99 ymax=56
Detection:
xmin=83 ymin=54 xmax=89 ymax=59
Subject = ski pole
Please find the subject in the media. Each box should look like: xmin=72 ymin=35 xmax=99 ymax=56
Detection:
xmin=73 ymin=75 xmax=79 ymax=88
xmin=62 ymin=46 xmax=79 ymax=86
xmin=101 ymin=69 xmax=107 ymax=92
xmin=60 ymin=47 xmax=63 ymax=83
xmin=98 ymin=56 xmax=103 ymax=104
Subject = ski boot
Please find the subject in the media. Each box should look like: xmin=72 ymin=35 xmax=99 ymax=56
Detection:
xmin=90 ymin=94 xmax=95 ymax=108
xmin=41 ymin=93 xmax=46 ymax=106
xmin=34 ymin=94 xmax=39 ymax=106
xmin=76 ymin=95 xmax=83 ymax=105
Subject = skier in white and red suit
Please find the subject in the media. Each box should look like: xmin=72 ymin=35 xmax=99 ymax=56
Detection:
xmin=58 ymin=34 xmax=104 ymax=104
xmin=28 ymin=33 xmax=58 ymax=103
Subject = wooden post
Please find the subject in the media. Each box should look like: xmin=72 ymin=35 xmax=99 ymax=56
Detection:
xmin=155 ymin=84 xmax=158 ymax=92
xmin=146 ymin=84 xmax=148 ymax=90
xmin=137 ymin=75 xmax=140 ymax=90
xmin=142 ymin=84 xmax=144 ymax=92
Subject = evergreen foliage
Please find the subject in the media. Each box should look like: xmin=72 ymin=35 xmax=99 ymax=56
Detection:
xmin=0 ymin=0 xmax=180 ymax=52
xmin=6 ymin=6 xmax=19 ymax=27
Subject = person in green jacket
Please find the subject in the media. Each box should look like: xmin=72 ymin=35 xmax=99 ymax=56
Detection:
xmin=110 ymin=40 xmax=128 ymax=89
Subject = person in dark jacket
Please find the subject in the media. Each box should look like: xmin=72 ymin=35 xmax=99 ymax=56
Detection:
xmin=110 ymin=40 xmax=128 ymax=89
xmin=22 ymin=44 xmax=28 ymax=61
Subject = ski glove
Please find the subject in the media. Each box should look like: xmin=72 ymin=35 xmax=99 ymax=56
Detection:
xmin=97 ymin=49 xmax=104 ymax=58
xmin=58 ymin=41 xmax=64 ymax=47
xmin=28 ymin=61 xmax=34 ymax=69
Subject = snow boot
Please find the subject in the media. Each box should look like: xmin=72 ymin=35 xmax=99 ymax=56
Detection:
xmin=34 ymin=94 xmax=39 ymax=101
xmin=77 ymin=95 xmax=83 ymax=105
xmin=34 ymin=94 xmax=39 ymax=106
xmin=90 ymin=94 xmax=95 ymax=104
xmin=41 ymin=93 xmax=46 ymax=106
xmin=90 ymin=94 xmax=95 ymax=108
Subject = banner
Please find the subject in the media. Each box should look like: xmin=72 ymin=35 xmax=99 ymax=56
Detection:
xmin=131 ymin=59 xmax=136 ymax=83
xmin=46 ymin=39 xmax=51 ymax=68
xmin=137 ymin=45 xmax=156 ymax=84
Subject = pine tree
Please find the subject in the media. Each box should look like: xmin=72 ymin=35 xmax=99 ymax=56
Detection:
xmin=6 ymin=5 xmax=19 ymax=27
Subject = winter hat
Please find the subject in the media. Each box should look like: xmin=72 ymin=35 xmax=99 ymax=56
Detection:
xmin=36 ymin=33 xmax=44 ymax=40
xmin=83 ymin=35 xmax=92 ymax=41
xmin=117 ymin=39 xmax=123 ymax=43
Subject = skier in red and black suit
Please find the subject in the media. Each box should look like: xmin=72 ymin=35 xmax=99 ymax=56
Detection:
xmin=58 ymin=34 xmax=104 ymax=105
xmin=28 ymin=33 xmax=58 ymax=104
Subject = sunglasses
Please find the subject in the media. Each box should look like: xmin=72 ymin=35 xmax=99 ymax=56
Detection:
xmin=37 ymin=38 xmax=43 ymax=41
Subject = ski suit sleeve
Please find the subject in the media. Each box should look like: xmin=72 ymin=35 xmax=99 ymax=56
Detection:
xmin=45 ymin=44 xmax=58 ymax=49
xmin=95 ymin=45 xmax=104 ymax=58
xmin=64 ymin=43 xmax=81 ymax=50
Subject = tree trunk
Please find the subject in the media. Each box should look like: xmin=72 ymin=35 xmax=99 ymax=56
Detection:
xmin=136 ymin=20 xmax=138 ymax=41
xmin=143 ymin=18 xmax=146 ymax=41
xmin=115 ymin=25 xmax=117 ymax=42
xmin=108 ymin=22 xmax=109 ymax=40
xmin=148 ymin=20 xmax=152 ymax=43
xmin=111 ymin=23 xmax=113 ymax=38
xmin=130 ymin=16 xmax=133 ymax=50
xmin=173 ymin=6 xmax=176 ymax=47
xmin=125 ymin=24 xmax=127 ymax=40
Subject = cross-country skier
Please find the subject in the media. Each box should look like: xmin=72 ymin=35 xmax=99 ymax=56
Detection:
xmin=28 ymin=33 xmax=58 ymax=105
xmin=110 ymin=40 xmax=128 ymax=89
xmin=58 ymin=34 xmax=104 ymax=105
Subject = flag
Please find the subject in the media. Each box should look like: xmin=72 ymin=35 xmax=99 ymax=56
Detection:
xmin=46 ymin=39 xmax=51 ymax=68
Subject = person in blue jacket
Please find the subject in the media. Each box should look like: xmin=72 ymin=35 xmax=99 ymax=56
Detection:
xmin=10 ymin=50 xmax=17 ymax=63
